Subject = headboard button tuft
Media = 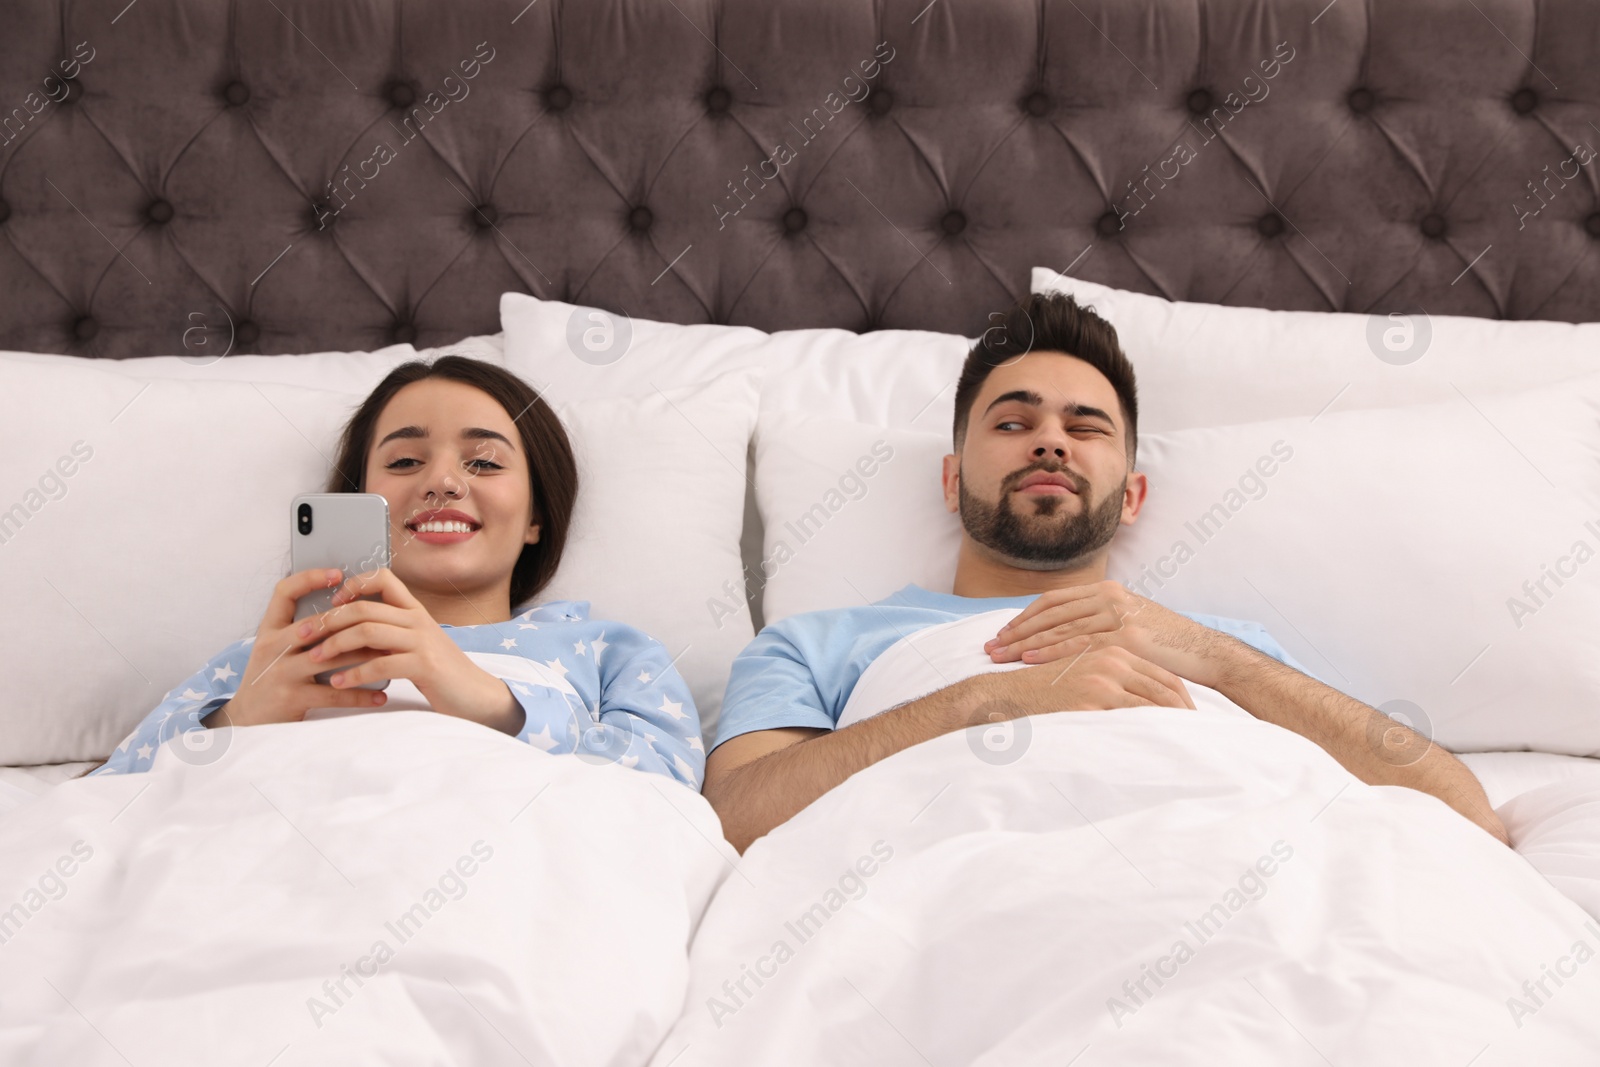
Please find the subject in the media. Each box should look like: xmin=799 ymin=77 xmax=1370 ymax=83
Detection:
xmin=1511 ymin=88 xmax=1538 ymax=114
xmin=1186 ymin=88 xmax=1213 ymax=115
xmin=1420 ymin=213 xmax=1447 ymax=239
xmin=1347 ymin=87 xmax=1374 ymax=113
xmin=223 ymin=81 xmax=250 ymax=107
xmin=146 ymin=200 xmax=174 ymax=225
xmin=783 ymin=207 xmax=808 ymax=233
xmin=545 ymin=85 xmax=573 ymax=111
xmin=73 ymin=316 xmax=98 ymax=341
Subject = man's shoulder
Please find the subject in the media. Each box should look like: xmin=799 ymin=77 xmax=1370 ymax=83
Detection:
xmin=1178 ymin=609 xmax=1315 ymax=678
xmin=1177 ymin=609 xmax=1271 ymax=638
xmin=742 ymin=592 xmax=963 ymax=659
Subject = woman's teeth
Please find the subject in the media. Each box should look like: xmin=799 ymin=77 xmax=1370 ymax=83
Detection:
xmin=413 ymin=521 xmax=475 ymax=533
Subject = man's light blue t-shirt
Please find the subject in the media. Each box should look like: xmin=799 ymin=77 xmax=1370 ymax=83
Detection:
xmin=712 ymin=583 xmax=1314 ymax=752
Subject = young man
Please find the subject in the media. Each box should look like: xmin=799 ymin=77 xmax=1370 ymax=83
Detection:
xmin=704 ymin=292 xmax=1507 ymax=854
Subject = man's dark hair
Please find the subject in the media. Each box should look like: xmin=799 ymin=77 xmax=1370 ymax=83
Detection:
xmin=953 ymin=292 xmax=1139 ymax=464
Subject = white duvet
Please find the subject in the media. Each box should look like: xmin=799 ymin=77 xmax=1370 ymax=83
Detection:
xmin=0 ymin=712 xmax=733 ymax=1067
xmin=650 ymin=611 xmax=1600 ymax=1066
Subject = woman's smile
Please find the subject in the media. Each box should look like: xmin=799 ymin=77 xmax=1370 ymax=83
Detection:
xmin=406 ymin=506 xmax=482 ymax=545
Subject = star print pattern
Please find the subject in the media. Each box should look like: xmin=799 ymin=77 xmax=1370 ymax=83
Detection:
xmin=91 ymin=598 xmax=705 ymax=788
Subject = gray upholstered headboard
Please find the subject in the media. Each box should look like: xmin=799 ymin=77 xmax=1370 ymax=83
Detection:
xmin=2 ymin=0 xmax=1597 ymax=359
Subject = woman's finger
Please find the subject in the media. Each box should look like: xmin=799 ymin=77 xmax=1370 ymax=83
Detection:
xmin=331 ymin=567 xmax=422 ymax=612
xmin=305 ymin=683 xmax=389 ymax=709
xmin=265 ymin=568 xmax=346 ymax=631
xmin=297 ymin=598 xmax=410 ymax=645
xmin=328 ymin=653 xmax=408 ymax=690
xmin=310 ymin=621 xmax=412 ymax=665
xmin=289 ymin=646 xmax=379 ymax=681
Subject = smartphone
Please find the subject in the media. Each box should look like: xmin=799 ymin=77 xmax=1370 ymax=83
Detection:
xmin=291 ymin=493 xmax=391 ymax=691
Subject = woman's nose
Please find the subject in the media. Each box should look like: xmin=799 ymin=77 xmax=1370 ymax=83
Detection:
xmin=425 ymin=472 xmax=465 ymax=499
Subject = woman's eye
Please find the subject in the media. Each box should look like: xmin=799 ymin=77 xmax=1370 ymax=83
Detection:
xmin=385 ymin=458 xmax=419 ymax=469
xmin=469 ymin=459 xmax=503 ymax=471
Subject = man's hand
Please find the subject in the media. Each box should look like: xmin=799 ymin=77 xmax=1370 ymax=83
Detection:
xmin=705 ymin=645 xmax=1195 ymax=853
xmin=986 ymin=645 xmax=1196 ymax=714
xmin=984 ymin=580 xmax=1228 ymax=687
xmin=983 ymin=582 xmax=1511 ymax=847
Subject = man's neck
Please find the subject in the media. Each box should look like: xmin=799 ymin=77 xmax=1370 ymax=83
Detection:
xmin=949 ymin=539 xmax=1108 ymax=600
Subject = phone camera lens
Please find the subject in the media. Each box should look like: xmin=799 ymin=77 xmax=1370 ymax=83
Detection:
xmin=298 ymin=503 xmax=313 ymax=535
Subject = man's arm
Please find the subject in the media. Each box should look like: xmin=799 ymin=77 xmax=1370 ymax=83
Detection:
xmin=704 ymin=679 xmax=984 ymax=854
xmin=1213 ymin=638 xmax=1509 ymax=846
xmin=705 ymin=644 xmax=1199 ymax=853
xmin=984 ymin=583 xmax=1510 ymax=846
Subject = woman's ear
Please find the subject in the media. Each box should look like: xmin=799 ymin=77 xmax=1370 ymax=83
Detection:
xmin=524 ymin=519 xmax=542 ymax=545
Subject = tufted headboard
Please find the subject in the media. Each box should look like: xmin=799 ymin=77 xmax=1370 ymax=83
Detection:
xmin=2 ymin=0 xmax=1597 ymax=359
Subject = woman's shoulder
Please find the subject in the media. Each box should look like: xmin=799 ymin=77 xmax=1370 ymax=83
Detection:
xmin=510 ymin=600 xmax=667 ymax=650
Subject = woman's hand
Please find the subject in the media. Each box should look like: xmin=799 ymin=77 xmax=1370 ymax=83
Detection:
xmin=211 ymin=568 xmax=394 ymax=728
xmin=297 ymin=567 xmax=524 ymax=736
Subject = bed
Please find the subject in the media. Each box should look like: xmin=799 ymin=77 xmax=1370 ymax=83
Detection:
xmin=4 ymin=0 xmax=1600 ymax=1063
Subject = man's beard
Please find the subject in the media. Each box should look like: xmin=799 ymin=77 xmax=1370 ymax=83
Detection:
xmin=958 ymin=465 xmax=1126 ymax=571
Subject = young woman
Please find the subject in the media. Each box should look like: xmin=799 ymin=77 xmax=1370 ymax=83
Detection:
xmin=89 ymin=356 xmax=703 ymax=786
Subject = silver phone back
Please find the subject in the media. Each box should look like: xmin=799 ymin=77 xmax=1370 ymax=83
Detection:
xmin=291 ymin=493 xmax=391 ymax=689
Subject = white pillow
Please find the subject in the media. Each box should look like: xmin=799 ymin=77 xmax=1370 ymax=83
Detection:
xmin=0 ymin=343 xmax=421 ymax=391
xmin=500 ymin=292 xmax=969 ymax=633
xmin=0 ymin=358 xmax=755 ymax=764
xmin=752 ymin=373 xmax=1600 ymax=755
xmin=500 ymin=292 xmax=966 ymax=430
xmin=541 ymin=373 xmax=757 ymax=742
xmin=753 ymin=414 xmax=958 ymax=624
xmin=1031 ymin=270 xmax=1600 ymax=433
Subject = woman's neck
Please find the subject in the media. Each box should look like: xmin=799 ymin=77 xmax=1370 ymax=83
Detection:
xmin=414 ymin=586 xmax=513 ymax=627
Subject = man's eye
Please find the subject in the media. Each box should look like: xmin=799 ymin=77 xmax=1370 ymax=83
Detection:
xmin=997 ymin=421 xmax=1024 ymax=431
xmin=1072 ymin=427 xmax=1107 ymax=435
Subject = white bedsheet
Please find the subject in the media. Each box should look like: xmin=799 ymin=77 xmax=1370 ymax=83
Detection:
xmin=0 ymin=712 xmax=734 ymax=1066
xmin=650 ymin=612 xmax=1600 ymax=1066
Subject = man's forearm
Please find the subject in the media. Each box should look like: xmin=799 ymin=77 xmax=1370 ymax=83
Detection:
xmin=706 ymin=678 xmax=983 ymax=853
xmin=1213 ymin=639 xmax=1508 ymax=844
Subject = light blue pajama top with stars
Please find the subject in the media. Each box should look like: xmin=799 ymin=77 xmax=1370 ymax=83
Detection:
xmin=90 ymin=598 xmax=705 ymax=787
